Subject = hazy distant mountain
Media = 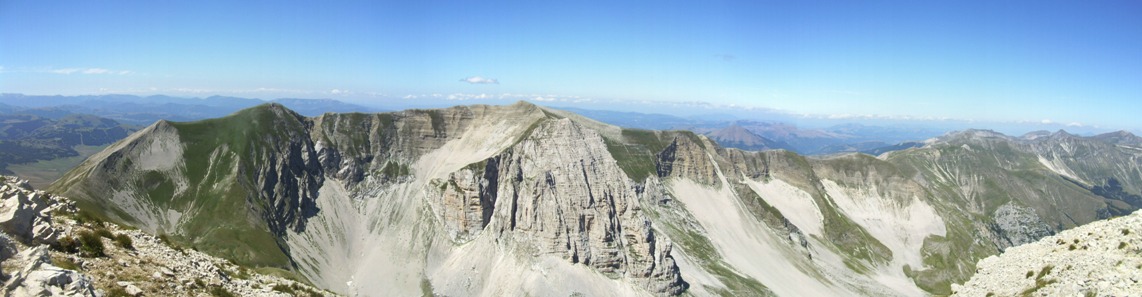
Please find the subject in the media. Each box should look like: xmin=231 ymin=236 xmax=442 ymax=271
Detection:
xmin=816 ymin=141 xmax=926 ymax=156
xmin=270 ymin=98 xmax=379 ymax=116
xmin=705 ymin=124 xmax=790 ymax=151
xmin=823 ymin=123 xmax=944 ymax=144
xmin=553 ymin=107 xmax=941 ymax=155
xmin=1091 ymin=130 xmax=1142 ymax=147
xmin=553 ymin=107 xmax=696 ymax=130
xmin=0 ymin=94 xmax=374 ymax=125
xmin=50 ymin=102 xmax=1142 ymax=296
xmin=723 ymin=120 xmax=852 ymax=154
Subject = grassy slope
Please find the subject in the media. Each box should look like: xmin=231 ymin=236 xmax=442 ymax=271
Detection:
xmin=49 ymin=104 xmax=303 ymax=270
xmin=165 ymin=104 xmax=302 ymax=269
xmin=885 ymin=139 xmax=1113 ymax=294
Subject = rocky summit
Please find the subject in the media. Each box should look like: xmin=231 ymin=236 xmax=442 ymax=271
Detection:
xmin=0 ymin=175 xmax=332 ymax=296
xmin=951 ymin=209 xmax=1142 ymax=296
xmin=40 ymin=102 xmax=1142 ymax=296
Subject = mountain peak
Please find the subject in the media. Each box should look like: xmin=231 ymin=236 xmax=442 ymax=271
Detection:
xmin=1051 ymin=129 xmax=1076 ymax=138
xmin=238 ymin=102 xmax=304 ymax=119
xmin=1093 ymin=130 xmax=1142 ymax=147
xmin=707 ymin=124 xmax=786 ymax=151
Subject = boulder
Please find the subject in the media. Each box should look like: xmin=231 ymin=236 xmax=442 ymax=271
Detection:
xmin=125 ymin=283 xmax=143 ymax=296
xmin=0 ymin=178 xmax=59 ymax=245
xmin=14 ymin=265 xmax=98 ymax=297
xmin=3 ymin=246 xmax=97 ymax=297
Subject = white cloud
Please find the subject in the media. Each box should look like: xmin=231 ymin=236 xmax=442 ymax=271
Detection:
xmin=461 ymin=76 xmax=499 ymax=84
xmin=330 ymin=89 xmax=350 ymax=95
xmin=51 ymin=68 xmax=80 ymax=74
xmin=1041 ymin=119 xmax=1054 ymax=124
xmin=43 ymin=67 xmax=131 ymax=75
xmin=1067 ymin=122 xmax=1084 ymax=127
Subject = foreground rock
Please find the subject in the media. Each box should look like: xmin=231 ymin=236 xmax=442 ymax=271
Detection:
xmin=0 ymin=175 xmax=335 ymax=296
xmin=952 ymin=210 xmax=1142 ymax=296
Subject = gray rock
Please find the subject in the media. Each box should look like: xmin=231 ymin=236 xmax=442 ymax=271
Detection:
xmin=125 ymin=284 xmax=143 ymax=296
xmin=4 ymin=246 xmax=97 ymax=297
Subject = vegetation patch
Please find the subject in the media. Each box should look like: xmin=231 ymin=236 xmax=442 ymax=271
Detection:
xmin=114 ymin=233 xmax=134 ymax=250
xmin=51 ymin=254 xmax=81 ymax=270
xmin=209 ymin=285 xmax=236 ymax=297
xmin=1019 ymin=265 xmax=1056 ymax=296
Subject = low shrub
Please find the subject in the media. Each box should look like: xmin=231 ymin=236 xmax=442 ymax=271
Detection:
xmin=114 ymin=233 xmax=134 ymax=250
xmin=76 ymin=230 xmax=105 ymax=257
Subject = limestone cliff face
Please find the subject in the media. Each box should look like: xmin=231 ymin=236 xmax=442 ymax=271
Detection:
xmin=656 ymin=135 xmax=720 ymax=185
xmin=428 ymin=118 xmax=686 ymax=294
xmin=47 ymin=102 xmax=1142 ymax=297
xmin=53 ymin=102 xmax=688 ymax=296
xmin=244 ymin=104 xmax=325 ymax=235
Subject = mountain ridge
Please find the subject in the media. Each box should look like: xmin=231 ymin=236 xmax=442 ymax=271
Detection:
xmin=46 ymin=102 xmax=1142 ymax=296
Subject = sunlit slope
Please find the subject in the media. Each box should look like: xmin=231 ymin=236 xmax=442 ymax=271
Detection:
xmin=49 ymin=102 xmax=1142 ymax=296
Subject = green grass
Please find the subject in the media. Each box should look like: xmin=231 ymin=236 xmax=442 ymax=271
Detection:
xmin=381 ymin=160 xmax=411 ymax=178
xmin=8 ymin=144 xmax=108 ymax=188
xmin=420 ymin=278 xmax=435 ymax=297
xmin=76 ymin=230 xmax=105 ymax=257
xmin=51 ymin=254 xmax=81 ymax=270
xmin=105 ymin=286 xmax=132 ymax=297
xmin=114 ymin=233 xmax=134 ymax=250
xmin=601 ymin=128 xmax=697 ymax=182
xmin=209 ymin=285 xmax=236 ymax=297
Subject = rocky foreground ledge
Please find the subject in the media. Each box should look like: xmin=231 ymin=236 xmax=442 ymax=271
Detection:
xmin=952 ymin=209 xmax=1142 ymax=296
xmin=0 ymin=175 xmax=335 ymax=297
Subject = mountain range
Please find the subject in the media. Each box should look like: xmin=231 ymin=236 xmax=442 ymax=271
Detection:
xmin=0 ymin=94 xmax=378 ymax=125
xmin=43 ymin=102 xmax=1142 ymax=296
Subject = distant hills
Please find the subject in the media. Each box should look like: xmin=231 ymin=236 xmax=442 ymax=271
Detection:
xmin=0 ymin=94 xmax=379 ymax=125
xmin=0 ymin=113 xmax=132 ymax=175
xmin=553 ymin=106 xmax=946 ymax=155
xmin=705 ymin=124 xmax=791 ymax=151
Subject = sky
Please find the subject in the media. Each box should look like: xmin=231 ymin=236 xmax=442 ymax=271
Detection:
xmin=2 ymin=1 xmax=1141 ymax=130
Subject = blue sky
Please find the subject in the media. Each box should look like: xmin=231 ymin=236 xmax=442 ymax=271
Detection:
xmin=2 ymin=1 xmax=1140 ymax=129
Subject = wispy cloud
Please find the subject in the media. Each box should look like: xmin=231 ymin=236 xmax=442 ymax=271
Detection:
xmin=44 ymin=67 xmax=132 ymax=75
xmin=461 ymin=76 xmax=499 ymax=84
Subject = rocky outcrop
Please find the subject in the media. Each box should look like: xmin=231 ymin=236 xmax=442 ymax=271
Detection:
xmin=952 ymin=209 xmax=1142 ymax=296
xmin=0 ymin=176 xmax=62 ymax=245
xmin=989 ymin=203 xmax=1053 ymax=251
xmin=245 ymin=105 xmax=325 ymax=235
xmin=657 ymin=135 xmax=720 ymax=186
xmin=0 ymin=175 xmax=334 ymax=297
xmin=433 ymin=159 xmax=500 ymax=242
xmin=4 ymin=246 xmax=97 ymax=297
xmin=433 ymin=119 xmax=687 ymax=295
